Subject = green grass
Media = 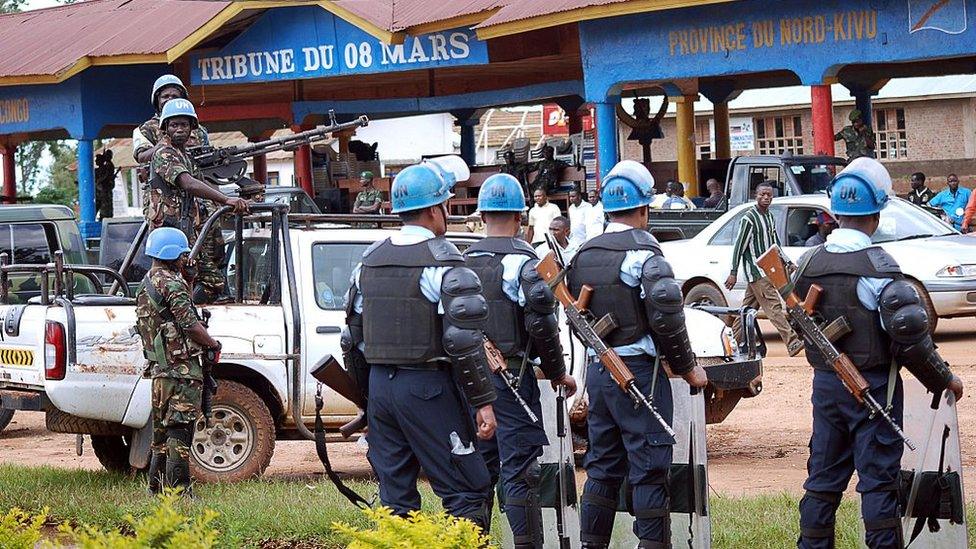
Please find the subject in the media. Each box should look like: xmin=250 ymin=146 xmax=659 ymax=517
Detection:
xmin=1 ymin=465 xmax=974 ymax=547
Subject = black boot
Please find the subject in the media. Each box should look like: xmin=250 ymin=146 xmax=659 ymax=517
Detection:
xmin=164 ymin=454 xmax=193 ymax=498
xmin=146 ymin=452 xmax=166 ymax=495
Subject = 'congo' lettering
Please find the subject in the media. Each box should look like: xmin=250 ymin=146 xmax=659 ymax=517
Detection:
xmin=0 ymin=98 xmax=29 ymax=125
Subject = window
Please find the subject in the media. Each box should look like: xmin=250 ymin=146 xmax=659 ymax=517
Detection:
xmin=755 ymin=116 xmax=804 ymax=155
xmin=311 ymin=243 xmax=370 ymax=310
xmin=747 ymin=166 xmax=784 ymax=197
xmin=226 ymin=238 xmax=276 ymax=303
xmin=696 ymin=119 xmax=712 ymax=160
xmin=268 ymin=171 xmax=280 ymax=186
xmin=100 ymin=221 xmax=149 ymax=282
xmin=874 ymin=108 xmax=908 ymax=159
xmin=710 ymin=211 xmax=748 ymax=246
xmin=784 ymin=207 xmax=830 ymax=247
xmin=0 ymin=223 xmax=53 ymax=263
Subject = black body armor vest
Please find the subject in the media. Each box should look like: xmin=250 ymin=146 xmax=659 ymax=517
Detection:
xmin=464 ymin=237 xmax=537 ymax=357
xmin=359 ymin=237 xmax=464 ymax=364
xmin=568 ymin=229 xmax=662 ymax=347
xmin=794 ymin=246 xmax=903 ymax=371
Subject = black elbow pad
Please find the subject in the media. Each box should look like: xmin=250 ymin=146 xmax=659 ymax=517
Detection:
xmin=520 ymin=261 xmax=566 ymax=380
xmin=879 ymin=281 xmax=953 ymax=394
xmin=441 ymin=267 xmax=496 ymax=406
xmin=641 ymin=255 xmax=696 ymax=375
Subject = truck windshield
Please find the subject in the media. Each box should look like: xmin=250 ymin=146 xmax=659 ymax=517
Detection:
xmin=788 ymin=162 xmax=843 ymax=194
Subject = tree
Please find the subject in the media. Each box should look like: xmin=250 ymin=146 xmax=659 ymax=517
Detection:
xmin=15 ymin=141 xmax=46 ymax=194
xmin=0 ymin=0 xmax=28 ymax=14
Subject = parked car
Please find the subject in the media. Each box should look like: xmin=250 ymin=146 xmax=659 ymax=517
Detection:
xmin=663 ymin=195 xmax=976 ymax=332
xmin=0 ymin=206 xmax=762 ymax=480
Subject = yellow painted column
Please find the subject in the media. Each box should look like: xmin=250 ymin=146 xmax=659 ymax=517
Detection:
xmin=713 ymin=101 xmax=731 ymax=160
xmin=674 ymin=94 xmax=699 ymax=197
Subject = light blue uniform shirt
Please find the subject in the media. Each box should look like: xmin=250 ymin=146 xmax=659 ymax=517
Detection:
xmin=587 ymin=222 xmax=657 ymax=358
xmin=928 ymin=187 xmax=971 ymax=230
xmin=351 ymin=225 xmax=450 ymax=315
xmin=821 ymin=228 xmax=893 ymax=311
xmin=465 ymin=250 xmax=532 ymax=305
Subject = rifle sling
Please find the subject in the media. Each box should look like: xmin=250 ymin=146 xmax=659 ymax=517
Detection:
xmin=314 ymin=387 xmax=371 ymax=509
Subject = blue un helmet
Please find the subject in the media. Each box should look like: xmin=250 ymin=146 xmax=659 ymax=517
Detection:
xmin=390 ymin=155 xmax=470 ymax=214
xmin=477 ymin=173 xmax=527 ymax=212
xmin=151 ymin=74 xmax=188 ymax=111
xmin=159 ymin=98 xmax=199 ymax=130
xmin=145 ymin=228 xmax=190 ymax=261
xmin=601 ymin=160 xmax=655 ymax=213
xmin=829 ymin=157 xmax=893 ymax=216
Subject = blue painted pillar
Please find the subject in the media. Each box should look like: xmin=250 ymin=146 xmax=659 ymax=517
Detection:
xmin=594 ymin=100 xmax=618 ymax=185
xmin=459 ymin=121 xmax=477 ymax=166
xmin=77 ymin=139 xmax=99 ymax=239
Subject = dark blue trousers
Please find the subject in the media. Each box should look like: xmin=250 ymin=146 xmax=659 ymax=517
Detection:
xmin=799 ymin=367 xmax=904 ymax=549
xmin=580 ymin=355 xmax=674 ymax=546
xmin=477 ymin=360 xmax=548 ymax=543
xmin=366 ymin=365 xmax=491 ymax=523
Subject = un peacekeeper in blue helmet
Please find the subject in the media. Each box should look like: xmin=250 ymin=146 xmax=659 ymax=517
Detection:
xmin=135 ymin=227 xmax=222 ymax=497
xmin=467 ymin=172 xmax=577 ymax=547
xmin=570 ymin=160 xmax=706 ymax=548
xmin=345 ymin=156 xmax=499 ymax=533
xmin=794 ymin=157 xmax=964 ymax=549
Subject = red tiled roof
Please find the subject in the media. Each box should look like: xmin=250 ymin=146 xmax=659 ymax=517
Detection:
xmin=0 ymin=0 xmax=227 ymax=80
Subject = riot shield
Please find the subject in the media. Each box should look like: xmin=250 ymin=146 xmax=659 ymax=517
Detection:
xmin=890 ymin=379 xmax=968 ymax=549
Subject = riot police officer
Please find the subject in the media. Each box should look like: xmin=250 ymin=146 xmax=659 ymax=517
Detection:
xmin=465 ymin=173 xmax=577 ymax=547
xmin=567 ymin=161 xmax=707 ymax=548
xmin=135 ymin=227 xmax=222 ymax=495
xmin=795 ymin=158 xmax=964 ymax=549
xmin=345 ymin=156 xmax=498 ymax=531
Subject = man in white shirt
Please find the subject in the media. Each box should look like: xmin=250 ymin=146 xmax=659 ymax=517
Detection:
xmin=533 ymin=215 xmax=577 ymax=261
xmin=567 ymin=187 xmax=593 ymax=248
xmin=587 ymin=190 xmax=605 ymax=239
xmin=526 ymin=189 xmax=562 ymax=245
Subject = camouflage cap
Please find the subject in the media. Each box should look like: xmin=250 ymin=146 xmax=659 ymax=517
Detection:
xmin=849 ymin=109 xmax=862 ymax=122
xmin=360 ymin=171 xmax=374 ymax=180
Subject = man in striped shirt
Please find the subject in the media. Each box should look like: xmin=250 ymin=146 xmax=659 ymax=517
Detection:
xmin=724 ymin=183 xmax=803 ymax=356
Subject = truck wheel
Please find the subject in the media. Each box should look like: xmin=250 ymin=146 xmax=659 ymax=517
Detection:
xmin=91 ymin=435 xmax=132 ymax=473
xmin=684 ymin=283 xmax=728 ymax=308
xmin=190 ymin=380 xmax=274 ymax=483
xmin=909 ymin=281 xmax=938 ymax=335
xmin=0 ymin=409 xmax=13 ymax=433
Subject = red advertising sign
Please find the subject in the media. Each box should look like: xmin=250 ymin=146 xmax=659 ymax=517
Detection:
xmin=543 ymin=104 xmax=594 ymax=135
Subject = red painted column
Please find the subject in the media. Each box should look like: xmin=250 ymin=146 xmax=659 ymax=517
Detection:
xmin=252 ymin=153 xmax=268 ymax=185
xmin=294 ymin=145 xmax=313 ymax=196
xmin=2 ymin=146 xmax=15 ymax=204
xmin=811 ymin=85 xmax=836 ymax=156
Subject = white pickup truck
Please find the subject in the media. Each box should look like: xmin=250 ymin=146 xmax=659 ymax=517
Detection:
xmin=0 ymin=205 xmax=763 ymax=482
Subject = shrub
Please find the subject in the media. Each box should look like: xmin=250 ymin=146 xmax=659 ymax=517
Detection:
xmin=0 ymin=507 xmax=47 ymax=549
xmin=333 ymin=507 xmax=489 ymax=548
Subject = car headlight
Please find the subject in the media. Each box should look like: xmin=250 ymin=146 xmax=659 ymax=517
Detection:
xmin=722 ymin=327 xmax=737 ymax=356
xmin=936 ymin=264 xmax=976 ymax=277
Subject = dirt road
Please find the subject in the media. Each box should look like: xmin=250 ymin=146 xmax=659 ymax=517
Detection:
xmin=3 ymin=318 xmax=974 ymax=498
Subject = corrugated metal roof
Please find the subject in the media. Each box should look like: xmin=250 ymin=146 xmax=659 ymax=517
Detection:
xmin=0 ymin=0 xmax=227 ymax=79
xmin=475 ymin=0 xmax=631 ymax=29
xmin=390 ymin=0 xmax=502 ymax=31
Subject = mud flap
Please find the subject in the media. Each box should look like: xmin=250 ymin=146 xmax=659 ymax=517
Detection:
xmin=882 ymin=379 xmax=968 ymax=549
xmin=128 ymin=420 xmax=152 ymax=470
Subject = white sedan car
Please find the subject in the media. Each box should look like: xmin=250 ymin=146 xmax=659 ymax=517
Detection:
xmin=661 ymin=195 xmax=976 ymax=331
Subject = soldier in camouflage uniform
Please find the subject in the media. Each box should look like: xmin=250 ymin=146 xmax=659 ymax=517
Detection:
xmin=135 ymin=75 xmax=226 ymax=304
xmin=135 ymin=227 xmax=222 ymax=495
xmin=352 ymin=170 xmax=383 ymax=214
xmin=834 ymin=109 xmax=876 ymax=161
xmin=148 ymin=98 xmax=249 ymax=304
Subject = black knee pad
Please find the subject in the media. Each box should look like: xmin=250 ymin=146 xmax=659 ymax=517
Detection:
xmin=166 ymin=425 xmax=193 ymax=447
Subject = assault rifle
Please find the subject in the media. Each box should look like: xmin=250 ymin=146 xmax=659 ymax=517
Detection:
xmin=483 ymin=337 xmax=538 ymax=423
xmin=757 ymin=246 xmax=916 ymax=451
xmin=200 ymin=310 xmax=219 ymax=424
xmin=188 ymin=111 xmax=369 ymax=200
xmin=311 ymin=355 xmax=367 ymax=438
xmin=535 ymin=237 xmax=675 ymax=438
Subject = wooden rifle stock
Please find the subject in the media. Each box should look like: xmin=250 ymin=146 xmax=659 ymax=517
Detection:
xmin=833 ymin=353 xmax=871 ymax=405
xmin=483 ymin=337 xmax=507 ymax=375
xmin=311 ymin=355 xmax=367 ymax=438
xmin=599 ymin=349 xmax=636 ymax=392
xmin=536 ymin=253 xmax=575 ymax=307
xmin=755 ymin=247 xmax=799 ymax=307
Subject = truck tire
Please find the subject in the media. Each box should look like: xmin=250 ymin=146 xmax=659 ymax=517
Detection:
xmin=684 ymin=282 xmax=728 ymax=308
xmin=190 ymin=380 xmax=274 ymax=483
xmin=91 ymin=435 xmax=132 ymax=473
xmin=909 ymin=280 xmax=939 ymax=335
xmin=0 ymin=409 xmax=13 ymax=433
xmin=46 ymin=409 xmax=128 ymax=436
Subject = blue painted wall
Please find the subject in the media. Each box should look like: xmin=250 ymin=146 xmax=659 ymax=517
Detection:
xmin=580 ymin=0 xmax=976 ymax=99
xmin=189 ymin=6 xmax=489 ymax=85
